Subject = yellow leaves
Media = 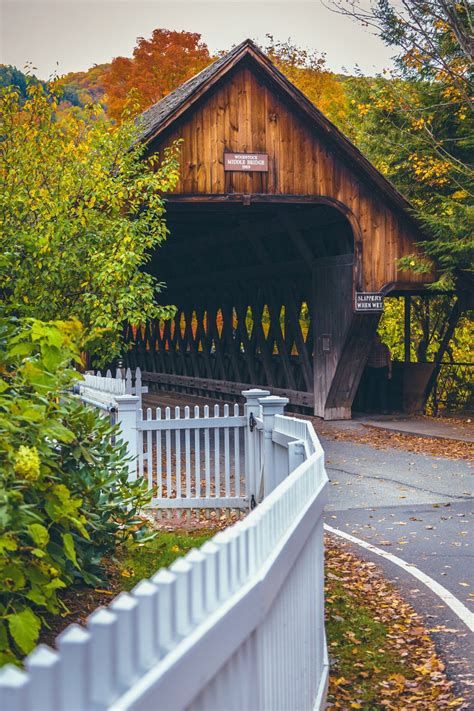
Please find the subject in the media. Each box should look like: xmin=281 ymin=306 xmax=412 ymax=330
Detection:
xmin=408 ymin=153 xmax=451 ymax=186
xmin=411 ymin=117 xmax=426 ymax=130
xmin=387 ymin=673 xmax=407 ymax=691
xmin=14 ymin=445 xmax=41 ymax=480
xmin=415 ymin=653 xmax=445 ymax=676
xmin=357 ymin=103 xmax=370 ymax=116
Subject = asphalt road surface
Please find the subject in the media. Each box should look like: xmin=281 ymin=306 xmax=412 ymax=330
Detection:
xmin=321 ymin=437 xmax=474 ymax=704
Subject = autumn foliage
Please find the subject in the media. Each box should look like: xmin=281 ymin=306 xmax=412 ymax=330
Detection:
xmin=61 ymin=63 xmax=110 ymax=106
xmin=55 ymin=29 xmax=348 ymax=125
xmin=103 ymin=29 xmax=212 ymax=121
xmin=263 ymin=36 xmax=348 ymax=123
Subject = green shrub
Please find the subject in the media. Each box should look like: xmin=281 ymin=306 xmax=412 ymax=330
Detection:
xmin=0 ymin=316 xmax=153 ymax=663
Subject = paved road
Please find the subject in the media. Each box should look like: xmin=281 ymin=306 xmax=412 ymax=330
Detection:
xmin=356 ymin=415 xmax=474 ymax=442
xmin=321 ymin=437 xmax=474 ymax=704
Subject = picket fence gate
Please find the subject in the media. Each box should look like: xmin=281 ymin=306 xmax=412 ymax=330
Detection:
xmin=0 ymin=381 xmax=329 ymax=710
xmin=137 ymin=403 xmax=246 ymax=512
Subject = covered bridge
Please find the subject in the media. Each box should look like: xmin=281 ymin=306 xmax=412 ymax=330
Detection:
xmin=124 ymin=39 xmax=438 ymax=419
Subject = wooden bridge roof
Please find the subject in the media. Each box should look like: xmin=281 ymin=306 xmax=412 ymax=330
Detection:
xmin=138 ymin=38 xmax=420 ymax=228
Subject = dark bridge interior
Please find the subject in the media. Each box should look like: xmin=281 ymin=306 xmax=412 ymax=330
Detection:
xmin=125 ymin=201 xmax=355 ymax=408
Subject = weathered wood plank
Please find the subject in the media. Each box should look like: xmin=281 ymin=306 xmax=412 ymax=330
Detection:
xmin=142 ymin=372 xmax=315 ymax=407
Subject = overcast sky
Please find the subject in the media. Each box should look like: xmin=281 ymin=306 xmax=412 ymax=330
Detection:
xmin=0 ymin=0 xmax=395 ymax=80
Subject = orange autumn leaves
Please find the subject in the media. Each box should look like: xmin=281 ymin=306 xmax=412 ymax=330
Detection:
xmin=104 ymin=29 xmax=211 ymax=121
xmin=62 ymin=29 xmax=347 ymax=126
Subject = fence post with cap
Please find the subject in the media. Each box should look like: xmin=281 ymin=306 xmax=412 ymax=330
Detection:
xmin=242 ymin=389 xmax=270 ymax=509
xmin=115 ymin=394 xmax=140 ymax=481
xmin=259 ymin=395 xmax=289 ymax=495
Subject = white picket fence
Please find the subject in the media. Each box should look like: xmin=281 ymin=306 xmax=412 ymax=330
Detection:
xmin=76 ymin=372 xmax=306 ymax=515
xmin=0 ymin=389 xmax=329 ymax=710
xmin=78 ymin=368 xmax=148 ymax=411
xmin=138 ymin=403 xmax=246 ymax=511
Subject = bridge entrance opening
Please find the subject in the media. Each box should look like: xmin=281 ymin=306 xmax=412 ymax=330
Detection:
xmin=124 ymin=198 xmax=363 ymax=416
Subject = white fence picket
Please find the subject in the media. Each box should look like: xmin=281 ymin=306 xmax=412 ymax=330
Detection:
xmin=146 ymin=409 xmax=152 ymax=491
xmin=214 ymin=404 xmax=221 ymax=499
xmin=175 ymin=407 xmax=181 ymax=500
xmin=194 ymin=406 xmax=200 ymax=499
xmin=165 ymin=408 xmax=172 ymax=499
xmin=204 ymin=405 xmax=211 ymax=498
xmin=185 ymin=407 xmax=191 ymax=501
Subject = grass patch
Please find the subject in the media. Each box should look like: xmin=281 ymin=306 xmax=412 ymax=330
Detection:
xmin=326 ymin=581 xmax=415 ymax=706
xmin=116 ymin=529 xmax=216 ymax=591
xmin=325 ymin=537 xmax=461 ymax=709
xmin=39 ymin=528 xmax=217 ymax=647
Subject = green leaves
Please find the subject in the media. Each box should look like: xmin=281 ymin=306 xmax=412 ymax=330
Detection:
xmin=27 ymin=524 xmax=49 ymax=548
xmin=62 ymin=533 xmax=78 ymax=568
xmin=43 ymin=421 xmax=75 ymax=443
xmin=44 ymin=485 xmax=82 ymax=524
xmin=0 ymin=536 xmax=17 ymax=554
xmin=7 ymin=609 xmax=41 ymax=655
xmin=0 ymin=81 xmax=180 ymax=363
xmin=0 ymin=315 xmax=154 ymax=663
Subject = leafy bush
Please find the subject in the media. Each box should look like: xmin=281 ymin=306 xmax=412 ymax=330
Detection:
xmin=0 ymin=81 xmax=180 ymax=363
xmin=0 ymin=316 xmax=153 ymax=663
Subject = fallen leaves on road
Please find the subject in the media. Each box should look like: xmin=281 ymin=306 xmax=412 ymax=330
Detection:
xmin=325 ymin=535 xmax=466 ymax=709
xmin=308 ymin=419 xmax=474 ymax=461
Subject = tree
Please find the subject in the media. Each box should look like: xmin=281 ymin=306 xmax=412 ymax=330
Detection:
xmin=61 ymin=63 xmax=109 ymax=106
xmin=262 ymin=36 xmax=348 ymax=124
xmin=0 ymin=65 xmax=44 ymax=100
xmin=329 ymin=0 xmax=472 ymax=102
xmin=0 ymin=81 xmax=181 ymax=362
xmin=0 ymin=65 xmax=103 ymax=118
xmin=103 ymin=29 xmax=212 ymax=121
xmin=327 ymin=1 xmax=474 ymax=289
xmin=342 ymin=74 xmax=473 ymax=286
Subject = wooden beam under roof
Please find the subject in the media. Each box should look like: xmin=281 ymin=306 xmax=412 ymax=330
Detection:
xmin=162 ymin=209 xmax=345 ymax=261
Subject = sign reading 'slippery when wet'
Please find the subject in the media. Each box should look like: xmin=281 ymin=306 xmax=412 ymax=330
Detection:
xmin=354 ymin=292 xmax=384 ymax=313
